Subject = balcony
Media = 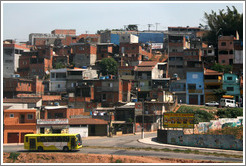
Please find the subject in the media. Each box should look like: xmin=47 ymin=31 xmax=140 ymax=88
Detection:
xmin=139 ymin=86 xmax=152 ymax=91
xmin=188 ymin=89 xmax=203 ymax=93
xmin=120 ymin=75 xmax=135 ymax=80
xmin=204 ymin=79 xmax=222 ymax=83
xmin=224 ymin=80 xmax=239 ymax=84
xmin=67 ymin=75 xmax=83 ymax=80
xmin=37 ymin=119 xmax=68 ymax=125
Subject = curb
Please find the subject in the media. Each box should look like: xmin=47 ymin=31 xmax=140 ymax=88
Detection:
xmin=138 ymin=137 xmax=243 ymax=155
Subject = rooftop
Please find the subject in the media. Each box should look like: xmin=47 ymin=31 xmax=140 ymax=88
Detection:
xmin=3 ymin=98 xmax=41 ymax=103
xmin=69 ymin=118 xmax=108 ymax=125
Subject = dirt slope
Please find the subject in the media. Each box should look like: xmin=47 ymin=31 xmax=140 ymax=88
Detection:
xmin=4 ymin=152 xmax=219 ymax=163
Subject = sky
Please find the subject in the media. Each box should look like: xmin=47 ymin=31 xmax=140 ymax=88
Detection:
xmin=2 ymin=1 xmax=244 ymax=42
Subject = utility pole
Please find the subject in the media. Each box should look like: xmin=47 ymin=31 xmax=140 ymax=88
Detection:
xmin=141 ymin=100 xmax=144 ymax=139
xmin=155 ymin=23 xmax=160 ymax=31
xmin=147 ymin=24 xmax=153 ymax=31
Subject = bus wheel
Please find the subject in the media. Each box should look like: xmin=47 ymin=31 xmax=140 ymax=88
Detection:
xmin=38 ymin=146 xmax=43 ymax=152
xmin=63 ymin=146 xmax=69 ymax=152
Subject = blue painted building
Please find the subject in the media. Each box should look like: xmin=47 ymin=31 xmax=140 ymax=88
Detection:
xmin=138 ymin=32 xmax=165 ymax=43
xmin=223 ymin=73 xmax=240 ymax=102
xmin=170 ymin=79 xmax=186 ymax=103
xmin=111 ymin=34 xmax=120 ymax=45
xmin=186 ymin=72 xmax=204 ymax=105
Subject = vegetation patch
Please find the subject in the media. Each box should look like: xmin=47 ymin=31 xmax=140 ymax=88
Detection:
xmin=205 ymin=126 xmax=243 ymax=140
xmin=216 ymin=108 xmax=243 ymax=118
xmin=8 ymin=152 xmax=20 ymax=162
xmin=176 ymin=106 xmax=215 ymax=124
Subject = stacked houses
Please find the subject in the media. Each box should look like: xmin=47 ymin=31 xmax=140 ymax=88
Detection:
xmin=3 ymin=27 xmax=243 ymax=143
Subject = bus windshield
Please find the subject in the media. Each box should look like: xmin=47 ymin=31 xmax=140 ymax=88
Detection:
xmin=76 ymin=134 xmax=82 ymax=144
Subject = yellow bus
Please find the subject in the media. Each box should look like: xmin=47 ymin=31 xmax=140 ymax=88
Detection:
xmin=24 ymin=133 xmax=82 ymax=152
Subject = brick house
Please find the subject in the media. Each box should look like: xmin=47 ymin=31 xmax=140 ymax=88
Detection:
xmin=218 ymin=36 xmax=235 ymax=65
xmin=4 ymin=109 xmax=37 ymax=143
xmin=3 ymin=76 xmax=44 ymax=98
xmin=17 ymin=45 xmax=54 ymax=79
xmin=71 ymin=43 xmax=97 ymax=67
xmin=119 ymin=43 xmax=153 ymax=66
xmin=3 ymin=40 xmax=30 ymax=78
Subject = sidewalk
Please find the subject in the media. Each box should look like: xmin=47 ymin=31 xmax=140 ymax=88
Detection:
xmin=138 ymin=137 xmax=243 ymax=156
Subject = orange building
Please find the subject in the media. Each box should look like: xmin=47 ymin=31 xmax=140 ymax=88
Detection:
xmin=4 ymin=109 xmax=36 ymax=144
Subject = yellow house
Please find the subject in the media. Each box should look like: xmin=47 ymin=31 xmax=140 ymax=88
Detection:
xmin=204 ymin=69 xmax=223 ymax=103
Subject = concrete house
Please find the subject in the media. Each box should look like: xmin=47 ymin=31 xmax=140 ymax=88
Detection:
xmin=186 ymin=71 xmax=204 ymax=105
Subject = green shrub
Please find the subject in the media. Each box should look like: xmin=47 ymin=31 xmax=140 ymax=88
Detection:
xmin=176 ymin=106 xmax=215 ymax=124
xmin=216 ymin=108 xmax=243 ymax=118
xmin=8 ymin=152 xmax=20 ymax=162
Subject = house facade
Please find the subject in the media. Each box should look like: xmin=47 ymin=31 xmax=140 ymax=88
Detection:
xmin=4 ymin=109 xmax=37 ymax=143
xmin=186 ymin=71 xmax=204 ymax=105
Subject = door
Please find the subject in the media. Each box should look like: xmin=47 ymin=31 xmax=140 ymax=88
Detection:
xmin=8 ymin=133 xmax=19 ymax=143
xmin=21 ymin=133 xmax=33 ymax=143
xmin=20 ymin=114 xmax=25 ymax=123
xmin=71 ymin=137 xmax=76 ymax=149
xmin=189 ymin=95 xmax=198 ymax=105
xmin=29 ymin=138 xmax=36 ymax=150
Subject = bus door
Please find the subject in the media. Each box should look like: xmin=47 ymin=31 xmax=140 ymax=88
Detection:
xmin=29 ymin=138 xmax=36 ymax=150
xmin=71 ymin=137 xmax=76 ymax=149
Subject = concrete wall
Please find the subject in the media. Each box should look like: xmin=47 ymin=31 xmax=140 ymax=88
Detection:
xmin=69 ymin=126 xmax=88 ymax=138
xmin=49 ymin=81 xmax=66 ymax=92
xmin=158 ymin=130 xmax=243 ymax=151
xmin=196 ymin=117 xmax=243 ymax=133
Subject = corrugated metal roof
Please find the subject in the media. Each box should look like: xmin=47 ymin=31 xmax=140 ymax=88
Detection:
xmin=138 ymin=61 xmax=158 ymax=67
xmin=135 ymin=67 xmax=153 ymax=71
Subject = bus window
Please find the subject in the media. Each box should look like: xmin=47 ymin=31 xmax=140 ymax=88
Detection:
xmin=46 ymin=137 xmax=55 ymax=142
xmin=25 ymin=136 xmax=28 ymax=142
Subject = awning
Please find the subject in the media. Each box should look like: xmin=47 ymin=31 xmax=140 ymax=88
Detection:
xmin=222 ymin=95 xmax=234 ymax=99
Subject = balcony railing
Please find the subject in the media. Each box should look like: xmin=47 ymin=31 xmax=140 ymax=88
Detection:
xmin=188 ymin=89 xmax=203 ymax=93
xmin=204 ymin=79 xmax=222 ymax=83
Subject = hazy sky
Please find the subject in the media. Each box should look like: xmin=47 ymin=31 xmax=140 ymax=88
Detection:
xmin=2 ymin=2 xmax=244 ymax=42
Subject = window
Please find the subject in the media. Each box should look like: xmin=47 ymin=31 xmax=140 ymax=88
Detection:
xmin=10 ymin=114 xmax=14 ymax=118
xmin=222 ymin=60 xmax=225 ymax=63
xmin=227 ymin=77 xmax=233 ymax=80
xmin=108 ymin=83 xmax=113 ymax=87
xmin=188 ymin=84 xmax=196 ymax=90
xmin=79 ymin=47 xmax=84 ymax=50
xmin=227 ymin=87 xmax=234 ymax=91
xmin=58 ymin=84 xmax=61 ymax=88
xmin=5 ymin=60 xmax=13 ymax=63
xmin=55 ymin=113 xmax=63 ymax=118
xmin=192 ymin=74 xmax=198 ymax=79
xmin=27 ymin=114 xmax=34 ymax=120
xmin=208 ymin=50 xmax=212 ymax=53
xmin=102 ymin=94 xmax=106 ymax=100
xmin=51 ymin=73 xmax=55 ymax=78
xmin=25 ymin=136 xmax=28 ymax=142
xmin=221 ymin=42 xmax=226 ymax=46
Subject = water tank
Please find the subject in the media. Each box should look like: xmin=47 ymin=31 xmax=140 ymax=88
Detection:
xmin=105 ymin=76 xmax=109 ymax=79
xmin=99 ymin=76 xmax=105 ymax=80
xmin=82 ymin=66 xmax=87 ymax=69
xmin=131 ymin=99 xmax=138 ymax=102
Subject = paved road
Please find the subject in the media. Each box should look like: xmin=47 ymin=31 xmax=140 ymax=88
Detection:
xmin=3 ymin=132 xmax=243 ymax=163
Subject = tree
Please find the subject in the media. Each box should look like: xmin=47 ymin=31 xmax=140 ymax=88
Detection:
xmin=126 ymin=24 xmax=138 ymax=31
xmin=213 ymin=89 xmax=227 ymax=101
xmin=211 ymin=63 xmax=232 ymax=73
xmin=54 ymin=62 xmax=66 ymax=69
xmin=99 ymin=58 xmax=118 ymax=76
xmin=200 ymin=6 xmax=243 ymax=46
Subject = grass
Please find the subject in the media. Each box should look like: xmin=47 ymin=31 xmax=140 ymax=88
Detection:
xmin=83 ymin=146 xmax=243 ymax=159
